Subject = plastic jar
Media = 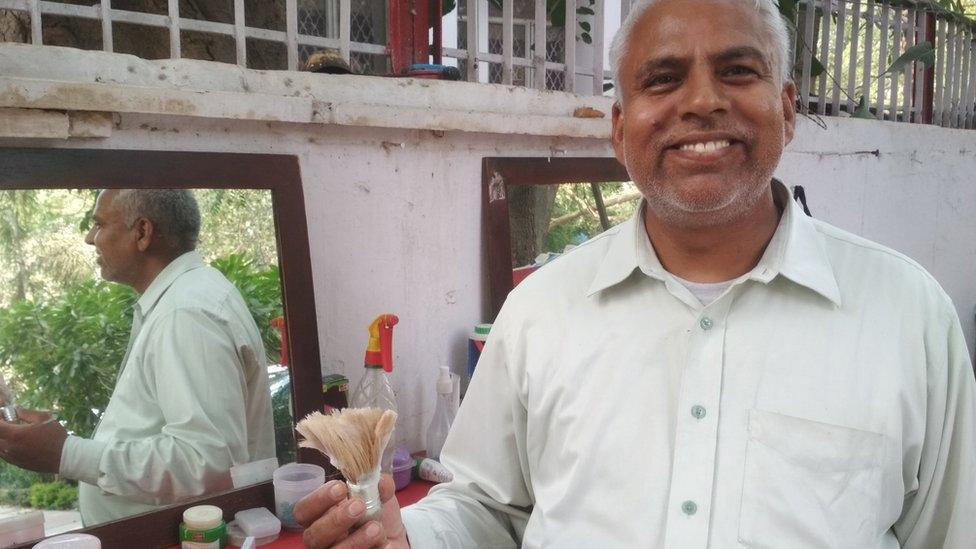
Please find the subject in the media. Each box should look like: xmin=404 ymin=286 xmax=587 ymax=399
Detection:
xmin=272 ymin=462 xmax=325 ymax=530
xmin=179 ymin=505 xmax=227 ymax=549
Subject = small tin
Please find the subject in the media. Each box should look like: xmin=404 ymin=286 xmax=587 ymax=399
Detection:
xmin=179 ymin=505 xmax=226 ymax=549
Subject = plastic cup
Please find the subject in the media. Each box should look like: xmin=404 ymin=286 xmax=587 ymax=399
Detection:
xmin=272 ymin=462 xmax=325 ymax=530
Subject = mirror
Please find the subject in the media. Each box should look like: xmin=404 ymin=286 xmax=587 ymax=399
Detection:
xmin=483 ymin=157 xmax=630 ymax=318
xmin=0 ymin=148 xmax=326 ymax=548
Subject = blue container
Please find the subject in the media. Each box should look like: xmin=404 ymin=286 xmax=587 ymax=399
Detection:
xmin=466 ymin=324 xmax=492 ymax=378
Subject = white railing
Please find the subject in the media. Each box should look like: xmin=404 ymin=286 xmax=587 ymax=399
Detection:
xmin=0 ymin=0 xmax=972 ymax=128
xmin=790 ymin=0 xmax=975 ymax=128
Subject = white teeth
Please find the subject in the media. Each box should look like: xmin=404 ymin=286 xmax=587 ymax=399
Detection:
xmin=679 ymin=140 xmax=731 ymax=153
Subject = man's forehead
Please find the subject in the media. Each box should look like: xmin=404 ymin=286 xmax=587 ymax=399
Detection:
xmin=625 ymin=0 xmax=768 ymax=57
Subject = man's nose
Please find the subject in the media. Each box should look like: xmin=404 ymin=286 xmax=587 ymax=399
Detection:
xmin=680 ymin=69 xmax=729 ymax=120
xmin=84 ymin=228 xmax=95 ymax=245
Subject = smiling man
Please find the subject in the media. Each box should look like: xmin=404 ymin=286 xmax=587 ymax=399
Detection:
xmin=0 ymin=189 xmax=275 ymax=526
xmin=294 ymin=1 xmax=976 ymax=547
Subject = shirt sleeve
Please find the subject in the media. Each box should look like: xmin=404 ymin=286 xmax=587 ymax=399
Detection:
xmin=402 ymin=305 xmax=531 ymax=547
xmin=60 ymin=308 xmax=250 ymax=506
xmin=893 ymin=304 xmax=976 ymax=548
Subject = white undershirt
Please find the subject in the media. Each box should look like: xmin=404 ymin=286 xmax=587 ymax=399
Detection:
xmin=670 ymin=274 xmax=735 ymax=306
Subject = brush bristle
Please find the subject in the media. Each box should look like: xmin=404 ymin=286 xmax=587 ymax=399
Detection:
xmin=296 ymin=408 xmax=397 ymax=480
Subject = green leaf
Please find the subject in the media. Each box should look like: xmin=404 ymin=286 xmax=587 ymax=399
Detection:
xmin=603 ymin=82 xmax=615 ymax=92
xmin=579 ymin=21 xmax=591 ymax=32
xmin=853 ymin=96 xmax=874 ymax=119
xmin=810 ymin=55 xmax=825 ymax=79
xmin=582 ymin=33 xmax=592 ymax=45
xmin=777 ymin=0 xmax=797 ymax=22
xmin=883 ymin=42 xmax=935 ymax=75
xmin=577 ymin=7 xmax=594 ymax=15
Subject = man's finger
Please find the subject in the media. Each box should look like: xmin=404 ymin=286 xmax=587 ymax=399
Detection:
xmin=332 ymin=520 xmax=387 ymax=549
xmin=15 ymin=408 xmax=53 ymax=424
xmin=377 ymin=475 xmax=396 ymax=503
xmin=301 ymin=498 xmax=367 ymax=549
xmin=294 ymin=480 xmax=348 ymax=527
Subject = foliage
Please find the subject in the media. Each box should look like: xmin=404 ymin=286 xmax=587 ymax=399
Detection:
xmin=0 ymin=460 xmax=51 ymax=489
xmin=271 ymin=377 xmax=297 ymax=465
xmin=211 ymin=254 xmax=284 ymax=364
xmin=0 ymin=254 xmax=283 ymax=439
xmin=0 ymin=488 xmax=30 ymax=507
xmin=28 ymin=481 xmax=78 ymax=510
xmin=543 ymin=182 xmax=639 ymax=255
xmin=0 ymin=279 xmax=135 ymax=437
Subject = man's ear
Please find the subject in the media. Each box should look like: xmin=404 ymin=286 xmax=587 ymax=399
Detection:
xmin=781 ymin=81 xmax=797 ymax=145
xmin=611 ymin=101 xmax=627 ymax=167
xmin=134 ymin=218 xmax=155 ymax=252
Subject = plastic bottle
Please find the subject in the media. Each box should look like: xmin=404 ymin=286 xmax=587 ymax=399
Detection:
xmin=425 ymin=366 xmax=455 ymax=460
xmin=412 ymin=457 xmax=453 ymax=483
xmin=350 ymin=314 xmax=399 ymax=472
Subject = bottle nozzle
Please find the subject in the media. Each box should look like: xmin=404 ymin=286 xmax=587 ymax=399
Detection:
xmin=365 ymin=314 xmax=399 ymax=372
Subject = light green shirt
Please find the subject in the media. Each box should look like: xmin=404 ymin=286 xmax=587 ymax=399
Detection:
xmin=59 ymin=251 xmax=275 ymax=526
xmin=403 ymin=181 xmax=976 ymax=548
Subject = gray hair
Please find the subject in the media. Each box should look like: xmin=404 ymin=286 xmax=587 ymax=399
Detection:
xmin=114 ymin=189 xmax=201 ymax=253
xmin=609 ymin=0 xmax=793 ymax=100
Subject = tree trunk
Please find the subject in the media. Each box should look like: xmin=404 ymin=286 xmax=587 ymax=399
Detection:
xmin=508 ymin=184 xmax=558 ymax=268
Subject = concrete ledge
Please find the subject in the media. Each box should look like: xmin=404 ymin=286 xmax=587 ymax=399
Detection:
xmin=0 ymin=43 xmax=614 ymax=138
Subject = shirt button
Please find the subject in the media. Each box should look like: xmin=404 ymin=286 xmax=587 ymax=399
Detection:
xmin=681 ymin=500 xmax=698 ymax=516
xmin=691 ymin=405 xmax=706 ymax=420
xmin=699 ymin=317 xmax=713 ymax=330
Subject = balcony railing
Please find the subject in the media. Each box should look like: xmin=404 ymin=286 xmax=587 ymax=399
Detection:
xmin=0 ymin=0 xmax=972 ymax=128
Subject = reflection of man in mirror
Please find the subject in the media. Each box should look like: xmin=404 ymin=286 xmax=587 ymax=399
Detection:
xmin=0 ymin=189 xmax=275 ymax=525
xmin=294 ymin=0 xmax=976 ymax=547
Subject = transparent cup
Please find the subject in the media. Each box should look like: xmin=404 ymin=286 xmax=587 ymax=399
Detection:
xmin=272 ymin=463 xmax=325 ymax=530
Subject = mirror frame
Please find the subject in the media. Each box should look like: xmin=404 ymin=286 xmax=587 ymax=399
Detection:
xmin=483 ymin=156 xmax=630 ymax=319
xmin=0 ymin=148 xmax=328 ymax=548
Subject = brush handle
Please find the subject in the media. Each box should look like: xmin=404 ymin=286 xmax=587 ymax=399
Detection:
xmin=348 ymin=467 xmax=383 ymax=526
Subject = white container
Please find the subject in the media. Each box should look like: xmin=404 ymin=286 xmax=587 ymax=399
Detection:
xmin=230 ymin=458 xmax=280 ymax=488
xmin=31 ymin=533 xmax=101 ymax=549
xmin=272 ymin=463 xmax=325 ymax=530
xmin=235 ymin=508 xmax=280 ymax=539
xmin=0 ymin=510 xmax=44 ymax=548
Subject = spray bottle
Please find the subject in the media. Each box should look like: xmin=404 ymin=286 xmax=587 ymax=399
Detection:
xmin=350 ymin=314 xmax=399 ymax=472
xmin=425 ymin=366 xmax=455 ymax=460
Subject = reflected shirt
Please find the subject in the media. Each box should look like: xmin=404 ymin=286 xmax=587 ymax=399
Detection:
xmin=59 ymin=251 xmax=275 ymax=526
xmin=402 ymin=181 xmax=976 ymax=548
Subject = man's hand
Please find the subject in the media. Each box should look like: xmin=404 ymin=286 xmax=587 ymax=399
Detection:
xmin=0 ymin=408 xmax=68 ymax=474
xmin=294 ymin=474 xmax=409 ymax=549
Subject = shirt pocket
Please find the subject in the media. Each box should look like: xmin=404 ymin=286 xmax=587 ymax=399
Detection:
xmin=738 ymin=409 xmax=885 ymax=549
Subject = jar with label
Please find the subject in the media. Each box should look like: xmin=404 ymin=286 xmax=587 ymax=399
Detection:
xmin=179 ymin=505 xmax=227 ymax=549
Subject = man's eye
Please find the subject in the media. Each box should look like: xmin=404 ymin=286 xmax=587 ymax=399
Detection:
xmin=647 ymin=74 xmax=679 ymax=87
xmin=724 ymin=66 xmax=758 ymax=77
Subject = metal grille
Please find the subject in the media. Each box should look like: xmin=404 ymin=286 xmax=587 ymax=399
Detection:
xmin=545 ymin=26 xmax=565 ymax=91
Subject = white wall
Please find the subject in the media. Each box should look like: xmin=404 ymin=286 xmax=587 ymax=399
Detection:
xmin=781 ymin=117 xmax=976 ymax=357
xmin=1 ymin=46 xmax=974 ymax=451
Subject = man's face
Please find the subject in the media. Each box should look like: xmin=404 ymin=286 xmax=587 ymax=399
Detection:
xmin=611 ymin=0 xmax=796 ymax=227
xmin=84 ymin=190 xmax=141 ymax=286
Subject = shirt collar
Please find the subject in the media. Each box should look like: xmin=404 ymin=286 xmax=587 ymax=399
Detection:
xmin=586 ymin=180 xmax=841 ymax=306
xmin=135 ymin=251 xmax=206 ymax=316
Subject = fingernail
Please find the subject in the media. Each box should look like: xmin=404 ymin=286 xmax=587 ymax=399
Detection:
xmin=329 ymin=481 xmax=345 ymax=498
xmin=365 ymin=522 xmax=380 ymax=538
xmin=347 ymin=499 xmax=365 ymax=517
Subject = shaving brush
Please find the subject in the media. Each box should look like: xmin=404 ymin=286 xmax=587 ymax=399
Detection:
xmin=296 ymin=407 xmax=397 ymax=524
